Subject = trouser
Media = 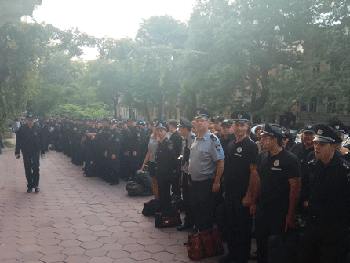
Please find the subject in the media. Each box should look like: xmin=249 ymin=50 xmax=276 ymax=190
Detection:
xmin=158 ymin=178 xmax=172 ymax=211
xmin=170 ymin=177 xmax=181 ymax=197
xmin=188 ymin=178 xmax=215 ymax=230
xmin=181 ymin=172 xmax=193 ymax=226
xmin=22 ymin=151 xmax=40 ymax=189
xmin=108 ymin=158 xmax=120 ymax=183
xmin=129 ymin=155 xmax=141 ymax=179
xmin=300 ymin=216 xmax=348 ymax=263
xmin=148 ymin=162 xmax=159 ymax=199
xmin=255 ymin=212 xmax=286 ymax=263
xmin=225 ymin=197 xmax=253 ymax=263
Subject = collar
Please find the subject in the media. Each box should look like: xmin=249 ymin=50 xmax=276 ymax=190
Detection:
xmin=198 ymin=130 xmax=210 ymax=141
xmin=187 ymin=132 xmax=195 ymax=140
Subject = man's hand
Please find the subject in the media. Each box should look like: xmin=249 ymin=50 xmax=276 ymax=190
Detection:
xmin=212 ymin=180 xmax=220 ymax=193
xmin=104 ymin=151 xmax=108 ymax=157
xmin=111 ymin=154 xmax=116 ymax=160
xmin=133 ymin=151 xmax=137 ymax=156
xmin=285 ymin=213 xmax=296 ymax=231
xmin=41 ymin=154 xmax=45 ymax=159
xmin=340 ymin=147 xmax=350 ymax=155
xmin=242 ymin=195 xmax=252 ymax=207
xmin=250 ymin=204 xmax=257 ymax=215
xmin=303 ymin=201 xmax=309 ymax=208
xmin=124 ymin=151 xmax=129 ymax=156
xmin=15 ymin=154 xmax=20 ymax=159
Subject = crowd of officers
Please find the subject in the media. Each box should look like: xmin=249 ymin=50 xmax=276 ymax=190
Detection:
xmin=16 ymin=111 xmax=350 ymax=263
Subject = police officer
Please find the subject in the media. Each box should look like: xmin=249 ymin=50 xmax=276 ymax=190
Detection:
xmin=154 ymin=123 xmax=176 ymax=211
xmin=177 ymin=118 xmax=195 ymax=231
xmin=301 ymin=124 xmax=349 ymax=263
xmin=213 ymin=116 xmax=225 ymax=137
xmin=255 ymin=122 xmax=301 ymax=263
xmin=106 ymin=119 xmax=123 ymax=185
xmin=290 ymin=124 xmax=315 ymax=212
xmin=168 ymin=120 xmax=182 ymax=197
xmin=219 ymin=111 xmax=259 ymax=263
xmin=218 ymin=119 xmax=235 ymax=156
xmin=15 ymin=114 xmax=46 ymax=193
xmin=330 ymin=121 xmax=350 ymax=162
xmin=188 ymin=110 xmax=225 ymax=230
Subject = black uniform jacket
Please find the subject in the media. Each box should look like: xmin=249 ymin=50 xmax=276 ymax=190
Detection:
xmin=305 ymin=153 xmax=350 ymax=224
xmin=169 ymin=130 xmax=182 ymax=159
xmin=155 ymin=137 xmax=176 ymax=182
xmin=15 ymin=123 xmax=46 ymax=155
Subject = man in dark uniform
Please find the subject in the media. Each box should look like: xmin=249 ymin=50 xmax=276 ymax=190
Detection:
xmin=301 ymin=124 xmax=350 ymax=263
xmin=219 ymin=111 xmax=259 ymax=263
xmin=213 ymin=116 xmax=225 ymax=137
xmin=290 ymin=124 xmax=315 ymax=212
xmin=330 ymin=121 xmax=350 ymax=162
xmin=94 ymin=117 xmax=110 ymax=180
xmin=120 ymin=120 xmax=130 ymax=180
xmin=126 ymin=119 xmax=145 ymax=180
xmin=154 ymin=123 xmax=176 ymax=211
xmin=219 ymin=119 xmax=235 ymax=156
xmin=106 ymin=119 xmax=123 ymax=185
xmin=177 ymin=118 xmax=196 ymax=231
xmin=15 ymin=114 xmax=46 ymax=193
xmin=168 ymin=120 xmax=182 ymax=197
xmin=255 ymin=122 xmax=301 ymax=263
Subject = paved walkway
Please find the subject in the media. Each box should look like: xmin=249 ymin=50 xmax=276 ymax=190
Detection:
xmin=2 ymin=139 xmax=253 ymax=263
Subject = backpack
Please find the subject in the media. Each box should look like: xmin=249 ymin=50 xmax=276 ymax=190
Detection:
xmin=142 ymin=199 xmax=161 ymax=216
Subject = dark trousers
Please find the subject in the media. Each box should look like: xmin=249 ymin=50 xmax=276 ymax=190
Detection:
xmin=158 ymin=178 xmax=172 ymax=211
xmin=108 ymin=158 xmax=120 ymax=183
xmin=225 ymin=197 xmax=253 ymax=263
xmin=300 ymin=218 xmax=348 ymax=263
xmin=189 ymin=178 xmax=215 ymax=230
xmin=22 ymin=151 xmax=40 ymax=189
xmin=255 ymin=212 xmax=286 ymax=263
xmin=182 ymin=172 xmax=193 ymax=226
xmin=170 ymin=177 xmax=181 ymax=197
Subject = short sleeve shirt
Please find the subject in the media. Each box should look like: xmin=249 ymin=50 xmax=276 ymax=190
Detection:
xmin=148 ymin=136 xmax=158 ymax=163
xmin=257 ymin=148 xmax=301 ymax=215
xmin=224 ymin=136 xmax=259 ymax=197
xmin=188 ymin=130 xmax=225 ymax=181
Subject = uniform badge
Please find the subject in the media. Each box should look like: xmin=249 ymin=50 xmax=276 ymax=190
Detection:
xmin=197 ymin=110 xmax=201 ymax=115
xmin=335 ymin=125 xmax=340 ymax=130
xmin=274 ymin=160 xmax=279 ymax=167
xmin=238 ymin=114 xmax=242 ymax=119
xmin=308 ymin=125 xmax=312 ymax=129
xmin=168 ymin=144 xmax=173 ymax=150
xmin=317 ymin=129 xmax=323 ymax=135
xmin=116 ymin=138 xmax=120 ymax=142
xmin=237 ymin=147 xmax=242 ymax=153
xmin=137 ymin=133 xmax=140 ymax=137
xmin=216 ymin=144 xmax=221 ymax=151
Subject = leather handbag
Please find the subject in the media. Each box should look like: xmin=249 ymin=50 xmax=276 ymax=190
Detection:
xmin=187 ymin=228 xmax=224 ymax=261
xmin=155 ymin=210 xmax=182 ymax=228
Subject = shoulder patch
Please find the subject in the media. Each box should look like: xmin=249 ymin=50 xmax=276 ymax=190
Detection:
xmin=216 ymin=144 xmax=221 ymax=151
xmin=210 ymin=134 xmax=217 ymax=141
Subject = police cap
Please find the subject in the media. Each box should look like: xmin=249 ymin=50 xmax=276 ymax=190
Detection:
xmin=26 ymin=113 xmax=35 ymax=120
xmin=262 ymin=122 xmax=285 ymax=139
xmin=179 ymin=118 xmax=194 ymax=129
xmin=221 ymin=119 xmax=233 ymax=127
xmin=303 ymin=124 xmax=315 ymax=134
xmin=231 ymin=111 xmax=250 ymax=124
xmin=195 ymin=107 xmax=209 ymax=119
xmin=168 ymin=120 xmax=178 ymax=128
xmin=214 ymin=116 xmax=225 ymax=123
xmin=313 ymin=124 xmax=342 ymax=144
xmin=102 ymin=117 xmax=109 ymax=122
xmin=109 ymin=119 xmax=118 ymax=124
xmin=156 ymin=122 xmax=169 ymax=132
xmin=330 ymin=121 xmax=347 ymax=134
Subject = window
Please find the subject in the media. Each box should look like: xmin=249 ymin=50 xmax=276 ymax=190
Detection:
xmin=309 ymin=98 xmax=317 ymax=112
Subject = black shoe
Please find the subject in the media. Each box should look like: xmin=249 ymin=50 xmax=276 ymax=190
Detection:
xmin=27 ymin=188 xmax=32 ymax=193
xmin=219 ymin=253 xmax=235 ymax=263
xmin=177 ymin=223 xmax=194 ymax=231
xmin=109 ymin=181 xmax=119 ymax=186
xmin=35 ymin=187 xmax=40 ymax=193
xmin=250 ymin=251 xmax=257 ymax=260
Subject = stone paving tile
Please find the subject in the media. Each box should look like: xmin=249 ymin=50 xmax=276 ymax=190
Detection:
xmin=0 ymin=144 xmax=258 ymax=263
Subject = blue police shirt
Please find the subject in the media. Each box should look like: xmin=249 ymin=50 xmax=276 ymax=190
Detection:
xmin=188 ymin=130 xmax=225 ymax=181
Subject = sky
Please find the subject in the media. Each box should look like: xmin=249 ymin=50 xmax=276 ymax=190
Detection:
xmin=32 ymin=0 xmax=196 ymax=39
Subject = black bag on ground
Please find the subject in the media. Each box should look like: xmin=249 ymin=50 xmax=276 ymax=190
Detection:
xmin=171 ymin=194 xmax=186 ymax=212
xmin=135 ymin=170 xmax=153 ymax=191
xmin=142 ymin=199 xmax=161 ymax=216
xmin=268 ymin=229 xmax=305 ymax=263
xmin=126 ymin=181 xmax=145 ymax=196
xmin=155 ymin=210 xmax=182 ymax=228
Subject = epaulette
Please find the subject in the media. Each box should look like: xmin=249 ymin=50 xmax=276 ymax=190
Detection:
xmin=191 ymin=134 xmax=195 ymax=139
xmin=210 ymin=134 xmax=218 ymax=141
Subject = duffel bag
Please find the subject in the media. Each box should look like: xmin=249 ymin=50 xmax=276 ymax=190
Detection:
xmin=155 ymin=210 xmax=182 ymax=228
xmin=126 ymin=181 xmax=145 ymax=196
xmin=187 ymin=228 xmax=224 ymax=261
xmin=142 ymin=199 xmax=161 ymax=216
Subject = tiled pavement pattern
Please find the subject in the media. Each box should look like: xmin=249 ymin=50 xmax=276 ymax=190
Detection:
xmin=0 ymin=141 xmax=256 ymax=263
